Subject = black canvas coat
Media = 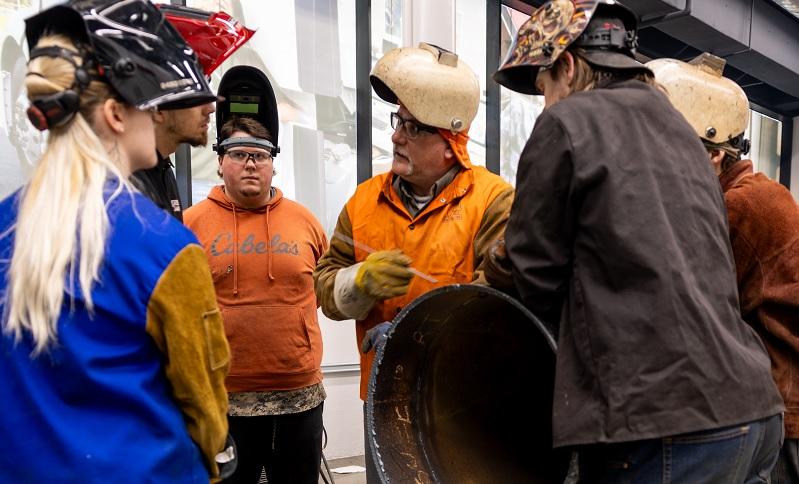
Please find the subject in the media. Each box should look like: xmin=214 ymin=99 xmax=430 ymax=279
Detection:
xmin=132 ymin=152 xmax=183 ymax=221
xmin=506 ymin=79 xmax=783 ymax=447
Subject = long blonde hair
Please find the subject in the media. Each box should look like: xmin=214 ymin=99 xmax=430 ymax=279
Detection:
xmin=4 ymin=34 xmax=129 ymax=354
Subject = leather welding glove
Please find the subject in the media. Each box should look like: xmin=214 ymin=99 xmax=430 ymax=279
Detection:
xmin=354 ymin=250 xmax=414 ymax=300
xmin=361 ymin=321 xmax=393 ymax=353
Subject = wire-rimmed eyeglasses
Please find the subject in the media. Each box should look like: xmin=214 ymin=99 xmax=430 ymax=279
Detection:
xmin=390 ymin=112 xmax=438 ymax=139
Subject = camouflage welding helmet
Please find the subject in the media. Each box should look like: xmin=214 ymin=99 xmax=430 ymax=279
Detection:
xmin=494 ymin=0 xmax=649 ymax=95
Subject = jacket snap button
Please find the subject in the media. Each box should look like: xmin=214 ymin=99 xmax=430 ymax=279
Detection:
xmin=439 ymin=198 xmax=446 ymax=203
xmin=409 ymin=224 xmax=415 ymax=230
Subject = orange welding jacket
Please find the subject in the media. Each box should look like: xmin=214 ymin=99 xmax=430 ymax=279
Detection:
xmin=346 ymin=131 xmax=512 ymax=399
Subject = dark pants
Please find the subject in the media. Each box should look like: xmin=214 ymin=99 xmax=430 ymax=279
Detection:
xmin=223 ymin=402 xmax=323 ymax=484
xmin=773 ymin=438 xmax=799 ymax=484
xmin=364 ymin=404 xmax=379 ymax=484
xmin=579 ymin=413 xmax=783 ymax=483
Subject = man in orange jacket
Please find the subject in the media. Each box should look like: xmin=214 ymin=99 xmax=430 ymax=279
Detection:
xmin=650 ymin=53 xmax=799 ymax=484
xmin=313 ymin=42 xmax=513 ymax=483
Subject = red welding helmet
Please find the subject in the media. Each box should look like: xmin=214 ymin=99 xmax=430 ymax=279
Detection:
xmin=159 ymin=4 xmax=255 ymax=77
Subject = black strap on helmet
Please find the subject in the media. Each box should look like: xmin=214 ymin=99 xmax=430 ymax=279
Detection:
xmin=214 ymin=136 xmax=278 ymax=156
xmin=25 ymin=46 xmax=97 ymax=130
xmin=573 ymin=17 xmax=638 ymax=52
xmin=729 ymin=133 xmax=751 ymax=156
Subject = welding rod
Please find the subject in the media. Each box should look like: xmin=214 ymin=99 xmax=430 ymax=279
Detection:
xmin=332 ymin=231 xmax=438 ymax=284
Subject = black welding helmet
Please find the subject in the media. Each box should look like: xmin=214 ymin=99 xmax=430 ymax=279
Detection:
xmin=25 ymin=0 xmax=216 ymax=111
xmin=214 ymin=65 xmax=280 ymax=157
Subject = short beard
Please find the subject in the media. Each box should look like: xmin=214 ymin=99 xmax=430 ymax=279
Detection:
xmin=185 ymin=132 xmax=208 ymax=147
xmin=165 ymin=115 xmax=208 ymax=147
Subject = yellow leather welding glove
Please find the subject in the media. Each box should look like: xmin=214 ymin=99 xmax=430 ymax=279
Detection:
xmin=354 ymin=250 xmax=414 ymax=300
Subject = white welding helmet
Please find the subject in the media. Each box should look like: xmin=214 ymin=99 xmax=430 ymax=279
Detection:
xmin=370 ymin=43 xmax=479 ymax=133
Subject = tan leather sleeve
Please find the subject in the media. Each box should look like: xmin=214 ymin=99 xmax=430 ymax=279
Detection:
xmin=473 ymin=186 xmax=514 ymax=285
xmin=146 ymin=244 xmax=230 ymax=479
xmin=314 ymin=207 xmax=357 ymax=320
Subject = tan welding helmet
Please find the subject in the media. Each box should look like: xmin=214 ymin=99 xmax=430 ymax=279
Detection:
xmin=370 ymin=42 xmax=480 ymax=133
xmin=647 ymin=53 xmax=751 ymax=154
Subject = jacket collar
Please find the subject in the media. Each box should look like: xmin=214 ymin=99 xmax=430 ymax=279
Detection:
xmin=718 ymin=160 xmax=754 ymax=193
xmin=380 ymin=166 xmax=474 ymax=221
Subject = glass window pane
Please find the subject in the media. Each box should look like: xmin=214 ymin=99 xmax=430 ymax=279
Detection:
xmin=185 ymin=0 xmax=358 ymax=237
xmin=0 ymin=1 xmax=47 ymax=200
xmin=455 ymin=0 xmax=486 ymax=167
xmin=371 ymin=0 xmax=403 ymax=176
xmin=498 ymin=5 xmax=545 ymax=186
xmin=746 ymin=110 xmax=782 ymax=181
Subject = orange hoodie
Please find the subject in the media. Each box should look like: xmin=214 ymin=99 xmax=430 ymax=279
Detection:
xmin=185 ymin=185 xmax=328 ymax=392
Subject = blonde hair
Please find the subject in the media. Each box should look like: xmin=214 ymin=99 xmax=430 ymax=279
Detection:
xmin=4 ymin=34 xmax=129 ymax=354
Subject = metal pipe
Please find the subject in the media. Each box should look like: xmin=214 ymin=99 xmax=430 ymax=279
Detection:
xmin=640 ymin=0 xmax=692 ymax=28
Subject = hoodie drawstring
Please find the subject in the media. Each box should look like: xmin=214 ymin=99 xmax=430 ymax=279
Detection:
xmin=265 ymin=204 xmax=274 ymax=281
xmin=232 ymin=204 xmax=239 ymax=296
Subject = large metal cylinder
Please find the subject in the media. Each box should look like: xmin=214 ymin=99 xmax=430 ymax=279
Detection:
xmin=366 ymin=284 xmax=570 ymax=483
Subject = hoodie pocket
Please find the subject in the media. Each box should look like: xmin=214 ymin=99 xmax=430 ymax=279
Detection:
xmin=222 ymin=305 xmax=315 ymax=377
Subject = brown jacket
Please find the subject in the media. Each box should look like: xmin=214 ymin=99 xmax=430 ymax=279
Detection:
xmin=314 ymin=161 xmax=513 ymax=400
xmin=721 ymin=160 xmax=799 ymax=437
xmin=186 ymin=186 xmax=328 ymax=392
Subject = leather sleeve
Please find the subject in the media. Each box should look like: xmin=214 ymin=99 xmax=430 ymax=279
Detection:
xmin=314 ymin=207 xmax=357 ymax=320
xmin=505 ymin=112 xmax=576 ymax=326
xmin=145 ymin=244 xmax=230 ymax=479
xmin=473 ymin=186 xmax=514 ymax=286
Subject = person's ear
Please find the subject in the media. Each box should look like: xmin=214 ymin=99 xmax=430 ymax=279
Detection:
xmin=562 ymin=51 xmax=576 ymax=85
xmin=102 ymin=98 xmax=126 ymax=135
xmin=709 ymin=149 xmax=726 ymax=173
xmin=444 ymin=147 xmax=454 ymax=160
xmin=217 ymin=156 xmax=224 ymax=178
xmin=152 ymin=108 xmax=167 ymax=125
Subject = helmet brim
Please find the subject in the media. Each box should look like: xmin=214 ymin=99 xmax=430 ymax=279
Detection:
xmin=492 ymin=65 xmax=542 ymax=95
xmin=579 ymin=49 xmax=653 ymax=75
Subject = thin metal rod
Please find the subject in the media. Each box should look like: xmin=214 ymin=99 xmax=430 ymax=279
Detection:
xmin=486 ymin=0 xmax=502 ymax=175
xmin=333 ymin=231 xmax=438 ymax=283
xmin=356 ymin=0 xmax=372 ymax=183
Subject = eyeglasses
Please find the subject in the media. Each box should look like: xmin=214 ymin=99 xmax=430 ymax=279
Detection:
xmin=390 ymin=112 xmax=438 ymax=139
xmin=225 ymin=149 xmax=273 ymax=165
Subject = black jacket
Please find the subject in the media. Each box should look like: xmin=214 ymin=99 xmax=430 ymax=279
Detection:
xmin=506 ymin=80 xmax=782 ymax=447
xmin=131 ymin=152 xmax=183 ymax=222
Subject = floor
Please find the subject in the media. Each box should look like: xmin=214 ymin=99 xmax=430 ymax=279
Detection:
xmin=320 ymin=455 xmax=367 ymax=484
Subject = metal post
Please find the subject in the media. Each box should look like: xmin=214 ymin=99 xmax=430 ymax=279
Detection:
xmin=486 ymin=0 xmax=501 ymax=175
xmin=780 ymin=116 xmax=793 ymax=188
xmin=170 ymin=0 xmax=192 ymax=207
xmin=356 ymin=0 xmax=372 ymax=183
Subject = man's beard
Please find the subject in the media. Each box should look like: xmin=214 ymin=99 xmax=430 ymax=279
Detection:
xmin=184 ymin=132 xmax=208 ymax=147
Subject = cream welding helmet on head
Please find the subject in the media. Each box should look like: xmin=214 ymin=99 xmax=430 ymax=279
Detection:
xmin=647 ymin=53 xmax=751 ymax=157
xmin=370 ymin=43 xmax=480 ymax=133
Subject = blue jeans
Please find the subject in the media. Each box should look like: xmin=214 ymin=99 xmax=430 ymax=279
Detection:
xmin=578 ymin=414 xmax=783 ymax=484
xmin=772 ymin=438 xmax=799 ymax=484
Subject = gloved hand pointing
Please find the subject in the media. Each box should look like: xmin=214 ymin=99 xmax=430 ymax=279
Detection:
xmin=361 ymin=321 xmax=393 ymax=353
xmin=354 ymin=250 xmax=414 ymax=300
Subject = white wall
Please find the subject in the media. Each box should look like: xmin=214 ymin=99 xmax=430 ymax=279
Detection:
xmin=406 ymin=0 xmax=455 ymax=50
xmin=321 ymin=369 xmax=364 ymax=459
xmin=792 ymin=117 xmax=799 ymax=200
